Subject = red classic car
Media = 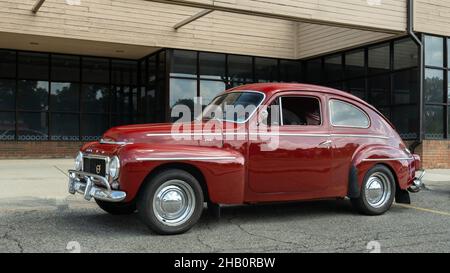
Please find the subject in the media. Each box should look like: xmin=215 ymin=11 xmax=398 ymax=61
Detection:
xmin=68 ymin=83 xmax=424 ymax=235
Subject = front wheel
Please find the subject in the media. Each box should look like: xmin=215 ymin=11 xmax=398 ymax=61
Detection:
xmin=351 ymin=165 xmax=396 ymax=215
xmin=137 ymin=169 xmax=204 ymax=235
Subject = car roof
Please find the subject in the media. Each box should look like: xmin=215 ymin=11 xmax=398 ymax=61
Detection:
xmin=228 ymin=83 xmax=393 ymax=127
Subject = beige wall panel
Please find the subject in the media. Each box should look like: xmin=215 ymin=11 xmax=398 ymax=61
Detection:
xmin=415 ymin=0 xmax=450 ymax=37
xmin=297 ymin=23 xmax=396 ymax=58
xmin=0 ymin=0 xmax=296 ymax=59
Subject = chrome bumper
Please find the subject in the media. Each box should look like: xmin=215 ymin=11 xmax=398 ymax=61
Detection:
xmin=408 ymin=170 xmax=426 ymax=193
xmin=68 ymin=170 xmax=126 ymax=202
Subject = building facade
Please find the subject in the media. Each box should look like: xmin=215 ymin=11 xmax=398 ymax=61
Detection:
xmin=0 ymin=0 xmax=448 ymax=168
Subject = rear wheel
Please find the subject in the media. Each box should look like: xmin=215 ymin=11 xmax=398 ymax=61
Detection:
xmin=95 ymin=199 xmax=136 ymax=215
xmin=351 ymin=165 xmax=396 ymax=215
xmin=137 ymin=169 xmax=204 ymax=235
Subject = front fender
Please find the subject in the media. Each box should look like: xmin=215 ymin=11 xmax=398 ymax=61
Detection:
xmin=349 ymin=144 xmax=414 ymax=197
xmin=116 ymin=143 xmax=246 ymax=204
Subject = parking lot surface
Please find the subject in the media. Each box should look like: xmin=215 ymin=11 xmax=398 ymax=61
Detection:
xmin=0 ymin=159 xmax=449 ymax=253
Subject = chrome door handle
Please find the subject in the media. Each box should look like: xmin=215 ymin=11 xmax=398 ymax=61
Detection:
xmin=318 ymin=140 xmax=332 ymax=148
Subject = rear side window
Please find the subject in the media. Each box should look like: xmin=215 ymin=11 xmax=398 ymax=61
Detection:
xmin=329 ymin=99 xmax=370 ymax=128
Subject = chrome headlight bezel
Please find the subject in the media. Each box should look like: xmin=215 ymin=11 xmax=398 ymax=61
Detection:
xmin=75 ymin=152 xmax=83 ymax=171
xmin=109 ymin=156 xmax=120 ymax=180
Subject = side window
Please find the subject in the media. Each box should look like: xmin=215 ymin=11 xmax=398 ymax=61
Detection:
xmin=329 ymin=99 xmax=370 ymax=128
xmin=280 ymin=97 xmax=322 ymax=126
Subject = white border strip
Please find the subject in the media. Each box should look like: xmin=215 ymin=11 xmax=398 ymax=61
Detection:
xmin=136 ymin=156 xmax=237 ymax=161
xmin=362 ymin=157 xmax=413 ymax=162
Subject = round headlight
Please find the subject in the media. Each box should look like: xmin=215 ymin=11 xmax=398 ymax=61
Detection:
xmin=75 ymin=152 xmax=83 ymax=171
xmin=109 ymin=156 xmax=120 ymax=180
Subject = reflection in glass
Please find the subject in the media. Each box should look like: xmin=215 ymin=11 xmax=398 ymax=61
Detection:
xmin=17 ymin=112 xmax=48 ymax=141
xmin=394 ymin=38 xmax=418 ymax=70
xmin=52 ymin=55 xmax=80 ymax=82
xmin=345 ymin=79 xmax=366 ymax=100
xmin=50 ymin=113 xmax=79 ymax=141
xmin=200 ymin=80 xmax=226 ymax=106
xmin=330 ymin=100 xmax=369 ymax=128
xmin=171 ymin=50 xmax=197 ymax=78
xmin=81 ymin=84 xmax=109 ymax=113
xmin=345 ymin=50 xmax=365 ymax=79
xmin=50 ymin=82 xmax=79 ymax=112
xmin=228 ymin=55 xmax=253 ymax=82
xmin=425 ymin=35 xmax=444 ymax=67
xmin=0 ymin=79 xmax=15 ymax=110
xmin=393 ymin=69 xmax=418 ymax=104
xmin=391 ymin=106 xmax=418 ymax=139
xmin=279 ymin=60 xmax=301 ymax=82
xmin=369 ymin=44 xmax=390 ymax=74
xmin=81 ymin=114 xmax=108 ymax=141
xmin=170 ymin=78 xmax=197 ymax=121
xmin=255 ymin=57 xmax=278 ymax=82
xmin=324 ymin=55 xmax=342 ymax=82
xmin=0 ymin=112 xmax=15 ymax=140
xmin=199 ymin=52 xmax=226 ymax=80
xmin=424 ymin=106 xmax=444 ymax=139
xmin=306 ymin=58 xmax=322 ymax=84
xmin=111 ymin=85 xmax=131 ymax=115
xmin=424 ymin=69 xmax=444 ymax=103
xmin=0 ymin=50 xmax=16 ymax=78
xmin=112 ymin=60 xmax=137 ymax=85
xmin=82 ymin=57 xmax=109 ymax=83
xmin=18 ymin=52 xmax=49 ymax=80
xmin=369 ymin=74 xmax=390 ymax=107
xmin=17 ymin=80 xmax=49 ymax=111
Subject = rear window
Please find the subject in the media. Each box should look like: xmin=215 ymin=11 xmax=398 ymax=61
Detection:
xmin=329 ymin=99 xmax=370 ymax=128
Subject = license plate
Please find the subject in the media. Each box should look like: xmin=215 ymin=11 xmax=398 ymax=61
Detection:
xmin=83 ymin=158 xmax=106 ymax=177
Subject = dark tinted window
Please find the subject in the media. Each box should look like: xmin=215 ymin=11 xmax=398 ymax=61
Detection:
xmin=0 ymin=79 xmax=15 ymax=110
xmin=17 ymin=112 xmax=48 ymax=141
xmin=281 ymin=97 xmax=321 ymax=126
xmin=81 ymin=84 xmax=109 ymax=113
xmin=425 ymin=35 xmax=444 ymax=67
xmin=171 ymin=50 xmax=197 ymax=78
xmin=306 ymin=58 xmax=322 ymax=84
xmin=228 ymin=55 xmax=253 ymax=82
xmin=17 ymin=80 xmax=49 ymax=111
xmin=0 ymin=50 xmax=16 ymax=78
xmin=51 ymin=55 xmax=80 ymax=82
xmin=324 ymin=55 xmax=342 ymax=82
xmin=368 ymin=44 xmax=390 ymax=74
xmin=345 ymin=50 xmax=365 ymax=79
xmin=393 ymin=68 xmax=419 ymax=104
xmin=424 ymin=69 xmax=444 ymax=103
xmin=81 ymin=114 xmax=108 ymax=141
xmin=82 ymin=57 xmax=109 ymax=83
xmin=111 ymin=86 xmax=131 ymax=115
xmin=111 ymin=60 xmax=137 ymax=85
xmin=50 ymin=113 xmax=79 ymax=141
xmin=255 ymin=57 xmax=278 ymax=83
xmin=169 ymin=78 xmax=197 ymax=121
xmin=0 ymin=112 xmax=15 ymax=140
xmin=199 ymin=52 xmax=226 ymax=80
xmin=346 ymin=78 xmax=366 ymax=100
xmin=279 ymin=60 xmax=301 ymax=82
xmin=18 ymin=52 xmax=49 ymax=80
xmin=50 ymin=82 xmax=79 ymax=112
xmin=369 ymin=74 xmax=390 ymax=107
xmin=424 ymin=106 xmax=445 ymax=139
xmin=394 ymin=39 xmax=418 ymax=70
xmin=391 ymin=105 xmax=418 ymax=139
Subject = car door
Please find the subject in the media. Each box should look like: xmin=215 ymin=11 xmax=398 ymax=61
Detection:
xmin=247 ymin=92 xmax=334 ymax=195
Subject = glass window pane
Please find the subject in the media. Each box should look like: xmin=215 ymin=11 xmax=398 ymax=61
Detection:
xmin=324 ymin=55 xmax=342 ymax=82
xmin=369 ymin=43 xmax=390 ymax=75
xmin=345 ymin=79 xmax=366 ymax=100
xmin=81 ymin=114 xmax=108 ymax=141
xmin=394 ymin=38 xmax=418 ymax=70
xmin=0 ymin=50 xmax=16 ymax=78
xmin=424 ymin=69 xmax=444 ymax=103
xmin=393 ymin=68 xmax=419 ymax=104
xmin=228 ymin=55 xmax=253 ymax=82
xmin=255 ymin=57 xmax=278 ymax=83
xmin=17 ymin=80 xmax=49 ymax=111
xmin=424 ymin=106 xmax=445 ymax=139
xmin=50 ymin=113 xmax=79 ymax=141
xmin=171 ymin=50 xmax=197 ymax=78
xmin=18 ymin=52 xmax=49 ymax=80
xmin=82 ymin=57 xmax=109 ymax=83
xmin=369 ymin=74 xmax=390 ymax=107
xmin=111 ymin=115 xmax=132 ymax=127
xmin=345 ymin=50 xmax=365 ymax=79
xmin=0 ymin=79 xmax=15 ymax=111
xmin=50 ymin=82 xmax=79 ymax=112
xmin=148 ymin=55 xmax=157 ymax=83
xmin=199 ymin=52 xmax=226 ymax=80
xmin=51 ymin=55 xmax=80 ymax=82
xmin=17 ymin=112 xmax=48 ymax=141
xmin=0 ymin=112 xmax=15 ymax=140
xmin=112 ymin=60 xmax=137 ymax=85
xmin=425 ymin=35 xmax=444 ymax=67
xmin=391 ymin=105 xmax=418 ymax=139
xmin=279 ymin=60 xmax=301 ymax=82
xmin=200 ymin=80 xmax=226 ymax=106
xmin=169 ymin=78 xmax=197 ymax=121
xmin=111 ymin=86 xmax=131 ymax=115
xmin=81 ymin=84 xmax=109 ymax=113
xmin=330 ymin=100 xmax=369 ymax=128
xmin=158 ymin=51 xmax=166 ymax=80
xmin=306 ymin=58 xmax=322 ymax=84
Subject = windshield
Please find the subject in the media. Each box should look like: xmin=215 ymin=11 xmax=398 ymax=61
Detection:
xmin=201 ymin=91 xmax=265 ymax=123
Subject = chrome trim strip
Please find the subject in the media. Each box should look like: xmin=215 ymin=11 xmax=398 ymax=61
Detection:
xmin=362 ymin=157 xmax=414 ymax=162
xmin=146 ymin=132 xmax=388 ymax=139
xmin=250 ymin=132 xmax=330 ymax=137
xmin=331 ymin=134 xmax=389 ymax=140
xmin=136 ymin=156 xmax=236 ymax=161
xmin=100 ymin=139 xmax=131 ymax=145
xmin=146 ymin=132 xmax=222 ymax=137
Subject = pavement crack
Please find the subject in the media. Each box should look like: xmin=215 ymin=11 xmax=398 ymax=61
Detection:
xmin=1 ymin=226 xmax=23 ymax=253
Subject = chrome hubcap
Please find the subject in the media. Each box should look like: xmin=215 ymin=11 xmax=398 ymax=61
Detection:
xmin=153 ymin=180 xmax=196 ymax=226
xmin=365 ymin=172 xmax=391 ymax=208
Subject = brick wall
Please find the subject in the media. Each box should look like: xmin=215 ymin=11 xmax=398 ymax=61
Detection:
xmin=0 ymin=141 xmax=84 ymax=159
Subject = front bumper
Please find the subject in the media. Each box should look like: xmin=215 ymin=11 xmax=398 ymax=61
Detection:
xmin=68 ymin=170 xmax=126 ymax=202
